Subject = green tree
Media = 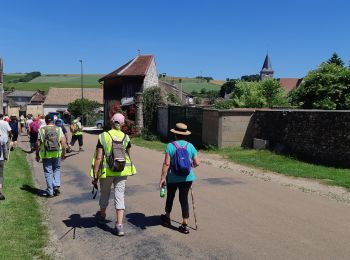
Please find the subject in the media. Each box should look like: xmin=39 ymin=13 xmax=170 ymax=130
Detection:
xmin=240 ymin=74 xmax=260 ymax=82
xmin=327 ymin=52 xmax=344 ymax=67
xmin=290 ymin=63 xmax=350 ymax=109
xmin=219 ymin=80 xmax=237 ymax=98
xmin=68 ymin=98 xmax=101 ymax=125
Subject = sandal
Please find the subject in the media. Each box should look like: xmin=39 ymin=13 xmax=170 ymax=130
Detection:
xmin=179 ymin=224 xmax=190 ymax=234
xmin=160 ymin=214 xmax=171 ymax=226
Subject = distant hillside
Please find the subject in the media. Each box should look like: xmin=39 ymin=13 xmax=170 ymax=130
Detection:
xmin=3 ymin=74 xmax=224 ymax=93
xmin=160 ymin=76 xmax=223 ymax=93
xmin=3 ymin=74 xmax=102 ymax=92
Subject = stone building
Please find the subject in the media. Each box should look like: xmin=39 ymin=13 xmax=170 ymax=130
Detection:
xmin=260 ymin=54 xmax=274 ymax=80
xmin=99 ymin=55 xmax=158 ymax=129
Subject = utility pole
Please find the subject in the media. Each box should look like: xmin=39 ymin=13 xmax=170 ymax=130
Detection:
xmin=0 ymin=57 xmax=3 ymax=114
xmin=79 ymin=59 xmax=84 ymax=124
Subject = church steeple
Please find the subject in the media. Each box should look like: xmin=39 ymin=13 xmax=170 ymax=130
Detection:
xmin=260 ymin=54 xmax=274 ymax=80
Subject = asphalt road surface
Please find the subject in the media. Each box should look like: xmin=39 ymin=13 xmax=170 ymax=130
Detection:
xmin=23 ymin=133 xmax=350 ymax=260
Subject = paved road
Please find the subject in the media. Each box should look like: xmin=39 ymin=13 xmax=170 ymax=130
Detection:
xmin=24 ymin=133 xmax=350 ymax=260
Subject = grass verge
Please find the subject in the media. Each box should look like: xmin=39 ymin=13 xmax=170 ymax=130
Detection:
xmin=132 ymin=137 xmax=166 ymax=152
xmin=132 ymin=137 xmax=350 ymax=190
xmin=0 ymin=149 xmax=49 ymax=259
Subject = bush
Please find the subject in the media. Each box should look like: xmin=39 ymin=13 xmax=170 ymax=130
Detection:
xmin=143 ymin=86 xmax=164 ymax=133
xmin=68 ymin=98 xmax=101 ymax=126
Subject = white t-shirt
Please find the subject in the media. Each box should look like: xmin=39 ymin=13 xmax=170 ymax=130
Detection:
xmin=0 ymin=120 xmax=12 ymax=142
xmin=26 ymin=119 xmax=33 ymax=128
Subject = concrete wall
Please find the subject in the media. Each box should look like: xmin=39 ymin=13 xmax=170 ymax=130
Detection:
xmin=143 ymin=59 xmax=158 ymax=89
xmin=202 ymin=109 xmax=219 ymax=147
xmin=27 ymin=104 xmax=43 ymax=117
xmin=218 ymin=110 xmax=255 ymax=148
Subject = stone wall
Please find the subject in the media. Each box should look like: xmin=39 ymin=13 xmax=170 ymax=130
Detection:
xmin=253 ymin=110 xmax=350 ymax=167
xmin=143 ymin=59 xmax=158 ymax=89
xmin=8 ymin=106 xmax=20 ymax=117
xmin=27 ymin=104 xmax=44 ymax=117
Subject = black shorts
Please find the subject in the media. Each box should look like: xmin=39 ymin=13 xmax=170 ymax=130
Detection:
xmin=12 ymin=134 xmax=18 ymax=142
xmin=70 ymin=135 xmax=83 ymax=147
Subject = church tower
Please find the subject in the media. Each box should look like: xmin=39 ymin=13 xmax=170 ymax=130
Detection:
xmin=260 ymin=54 xmax=274 ymax=80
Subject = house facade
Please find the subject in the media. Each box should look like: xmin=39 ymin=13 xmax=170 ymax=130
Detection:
xmin=99 ymin=55 xmax=158 ymax=126
xmin=43 ymin=87 xmax=103 ymax=115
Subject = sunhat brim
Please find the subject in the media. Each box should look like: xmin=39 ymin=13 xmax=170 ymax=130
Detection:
xmin=170 ymin=128 xmax=191 ymax=135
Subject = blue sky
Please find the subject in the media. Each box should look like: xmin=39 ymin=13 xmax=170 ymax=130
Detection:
xmin=1 ymin=0 xmax=349 ymax=79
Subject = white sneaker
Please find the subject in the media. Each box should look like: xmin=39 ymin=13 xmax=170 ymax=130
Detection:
xmin=115 ymin=224 xmax=125 ymax=236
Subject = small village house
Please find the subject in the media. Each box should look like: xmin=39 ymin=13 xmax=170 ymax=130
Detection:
xmin=43 ymin=87 xmax=103 ymax=115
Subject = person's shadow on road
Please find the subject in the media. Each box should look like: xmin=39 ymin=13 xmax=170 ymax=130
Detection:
xmin=61 ymin=213 xmax=113 ymax=239
xmin=20 ymin=184 xmax=47 ymax=197
xmin=126 ymin=213 xmax=172 ymax=230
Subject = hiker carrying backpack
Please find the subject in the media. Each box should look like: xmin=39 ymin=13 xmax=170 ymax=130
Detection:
xmin=90 ymin=113 xmax=137 ymax=236
xmin=107 ymin=132 xmax=127 ymax=172
xmin=159 ymin=123 xmax=200 ymax=234
xmin=43 ymin=126 xmax=60 ymax=153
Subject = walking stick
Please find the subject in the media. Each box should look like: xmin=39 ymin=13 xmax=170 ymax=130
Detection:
xmin=190 ymin=187 xmax=198 ymax=230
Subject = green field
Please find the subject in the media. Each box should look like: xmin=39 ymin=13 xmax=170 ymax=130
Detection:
xmin=3 ymin=74 xmax=102 ymax=92
xmin=161 ymin=76 xmax=221 ymax=93
xmin=3 ymin=74 xmax=222 ymax=93
xmin=30 ymin=74 xmax=103 ymax=85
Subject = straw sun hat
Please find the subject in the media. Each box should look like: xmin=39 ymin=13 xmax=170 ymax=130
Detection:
xmin=170 ymin=123 xmax=191 ymax=135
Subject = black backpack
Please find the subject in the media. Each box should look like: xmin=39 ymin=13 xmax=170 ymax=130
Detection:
xmin=43 ymin=126 xmax=60 ymax=152
xmin=107 ymin=132 xmax=126 ymax=172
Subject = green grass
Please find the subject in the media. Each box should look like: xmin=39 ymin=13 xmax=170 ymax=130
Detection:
xmin=132 ymin=137 xmax=350 ymax=190
xmin=30 ymin=74 xmax=103 ymax=85
xmin=132 ymin=137 xmax=166 ymax=152
xmin=182 ymin=82 xmax=220 ymax=92
xmin=0 ymin=149 xmax=49 ymax=259
xmin=4 ymin=82 xmax=100 ymax=92
xmin=211 ymin=147 xmax=350 ymax=189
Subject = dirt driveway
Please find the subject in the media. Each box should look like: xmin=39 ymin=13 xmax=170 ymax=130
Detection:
xmin=23 ymin=133 xmax=350 ymax=260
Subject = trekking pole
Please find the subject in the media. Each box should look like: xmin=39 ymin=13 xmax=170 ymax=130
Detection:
xmin=190 ymin=187 xmax=198 ymax=230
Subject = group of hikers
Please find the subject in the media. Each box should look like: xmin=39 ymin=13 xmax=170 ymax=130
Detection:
xmin=0 ymin=113 xmax=84 ymax=200
xmin=2 ymin=111 xmax=200 ymax=236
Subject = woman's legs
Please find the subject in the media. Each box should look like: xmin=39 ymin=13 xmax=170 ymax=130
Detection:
xmin=113 ymin=176 xmax=127 ymax=225
xmin=165 ymin=182 xmax=178 ymax=217
xmin=99 ymin=177 xmax=114 ymax=217
xmin=178 ymin=181 xmax=192 ymax=225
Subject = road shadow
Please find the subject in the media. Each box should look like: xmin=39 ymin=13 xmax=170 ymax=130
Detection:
xmin=61 ymin=213 xmax=113 ymax=239
xmin=64 ymin=152 xmax=80 ymax=158
xmin=126 ymin=213 xmax=168 ymax=230
xmin=20 ymin=184 xmax=47 ymax=197
xmin=19 ymin=147 xmax=34 ymax=154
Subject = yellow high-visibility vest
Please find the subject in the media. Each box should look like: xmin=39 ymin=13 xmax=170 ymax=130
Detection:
xmin=90 ymin=129 xmax=136 ymax=178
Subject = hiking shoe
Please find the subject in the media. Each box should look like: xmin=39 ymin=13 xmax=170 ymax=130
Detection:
xmin=179 ymin=224 xmax=190 ymax=234
xmin=115 ymin=224 xmax=125 ymax=236
xmin=44 ymin=191 xmax=54 ymax=198
xmin=0 ymin=193 xmax=5 ymax=200
xmin=53 ymin=187 xmax=61 ymax=196
xmin=160 ymin=214 xmax=171 ymax=226
xmin=95 ymin=211 xmax=106 ymax=225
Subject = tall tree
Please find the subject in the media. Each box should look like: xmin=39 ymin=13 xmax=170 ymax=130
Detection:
xmin=327 ymin=52 xmax=344 ymax=67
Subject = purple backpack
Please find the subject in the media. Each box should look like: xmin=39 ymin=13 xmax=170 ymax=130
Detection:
xmin=172 ymin=142 xmax=192 ymax=176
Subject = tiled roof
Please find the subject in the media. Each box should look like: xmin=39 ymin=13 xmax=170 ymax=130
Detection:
xmin=30 ymin=92 xmax=46 ymax=103
xmin=279 ymin=78 xmax=303 ymax=93
xmin=159 ymin=81 xmax=192 ymax=105
xmin=99 ymin=55 xmax=154 ymax=82
xmin=44 ymin=88 xmax=103 ymax=106
xmin=7 ymin=90 xmax=36 ymax=98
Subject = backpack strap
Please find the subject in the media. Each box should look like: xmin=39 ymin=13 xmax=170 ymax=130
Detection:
xmin=172 ymin=141 xmax=180 ymax=149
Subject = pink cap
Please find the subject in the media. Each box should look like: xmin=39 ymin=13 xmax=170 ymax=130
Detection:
xmin=111 ymin=113 xmax=125 ymax=125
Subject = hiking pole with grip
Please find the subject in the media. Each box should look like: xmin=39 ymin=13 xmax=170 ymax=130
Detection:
xmin=190 ymin=186 xmax=198 ymax=230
